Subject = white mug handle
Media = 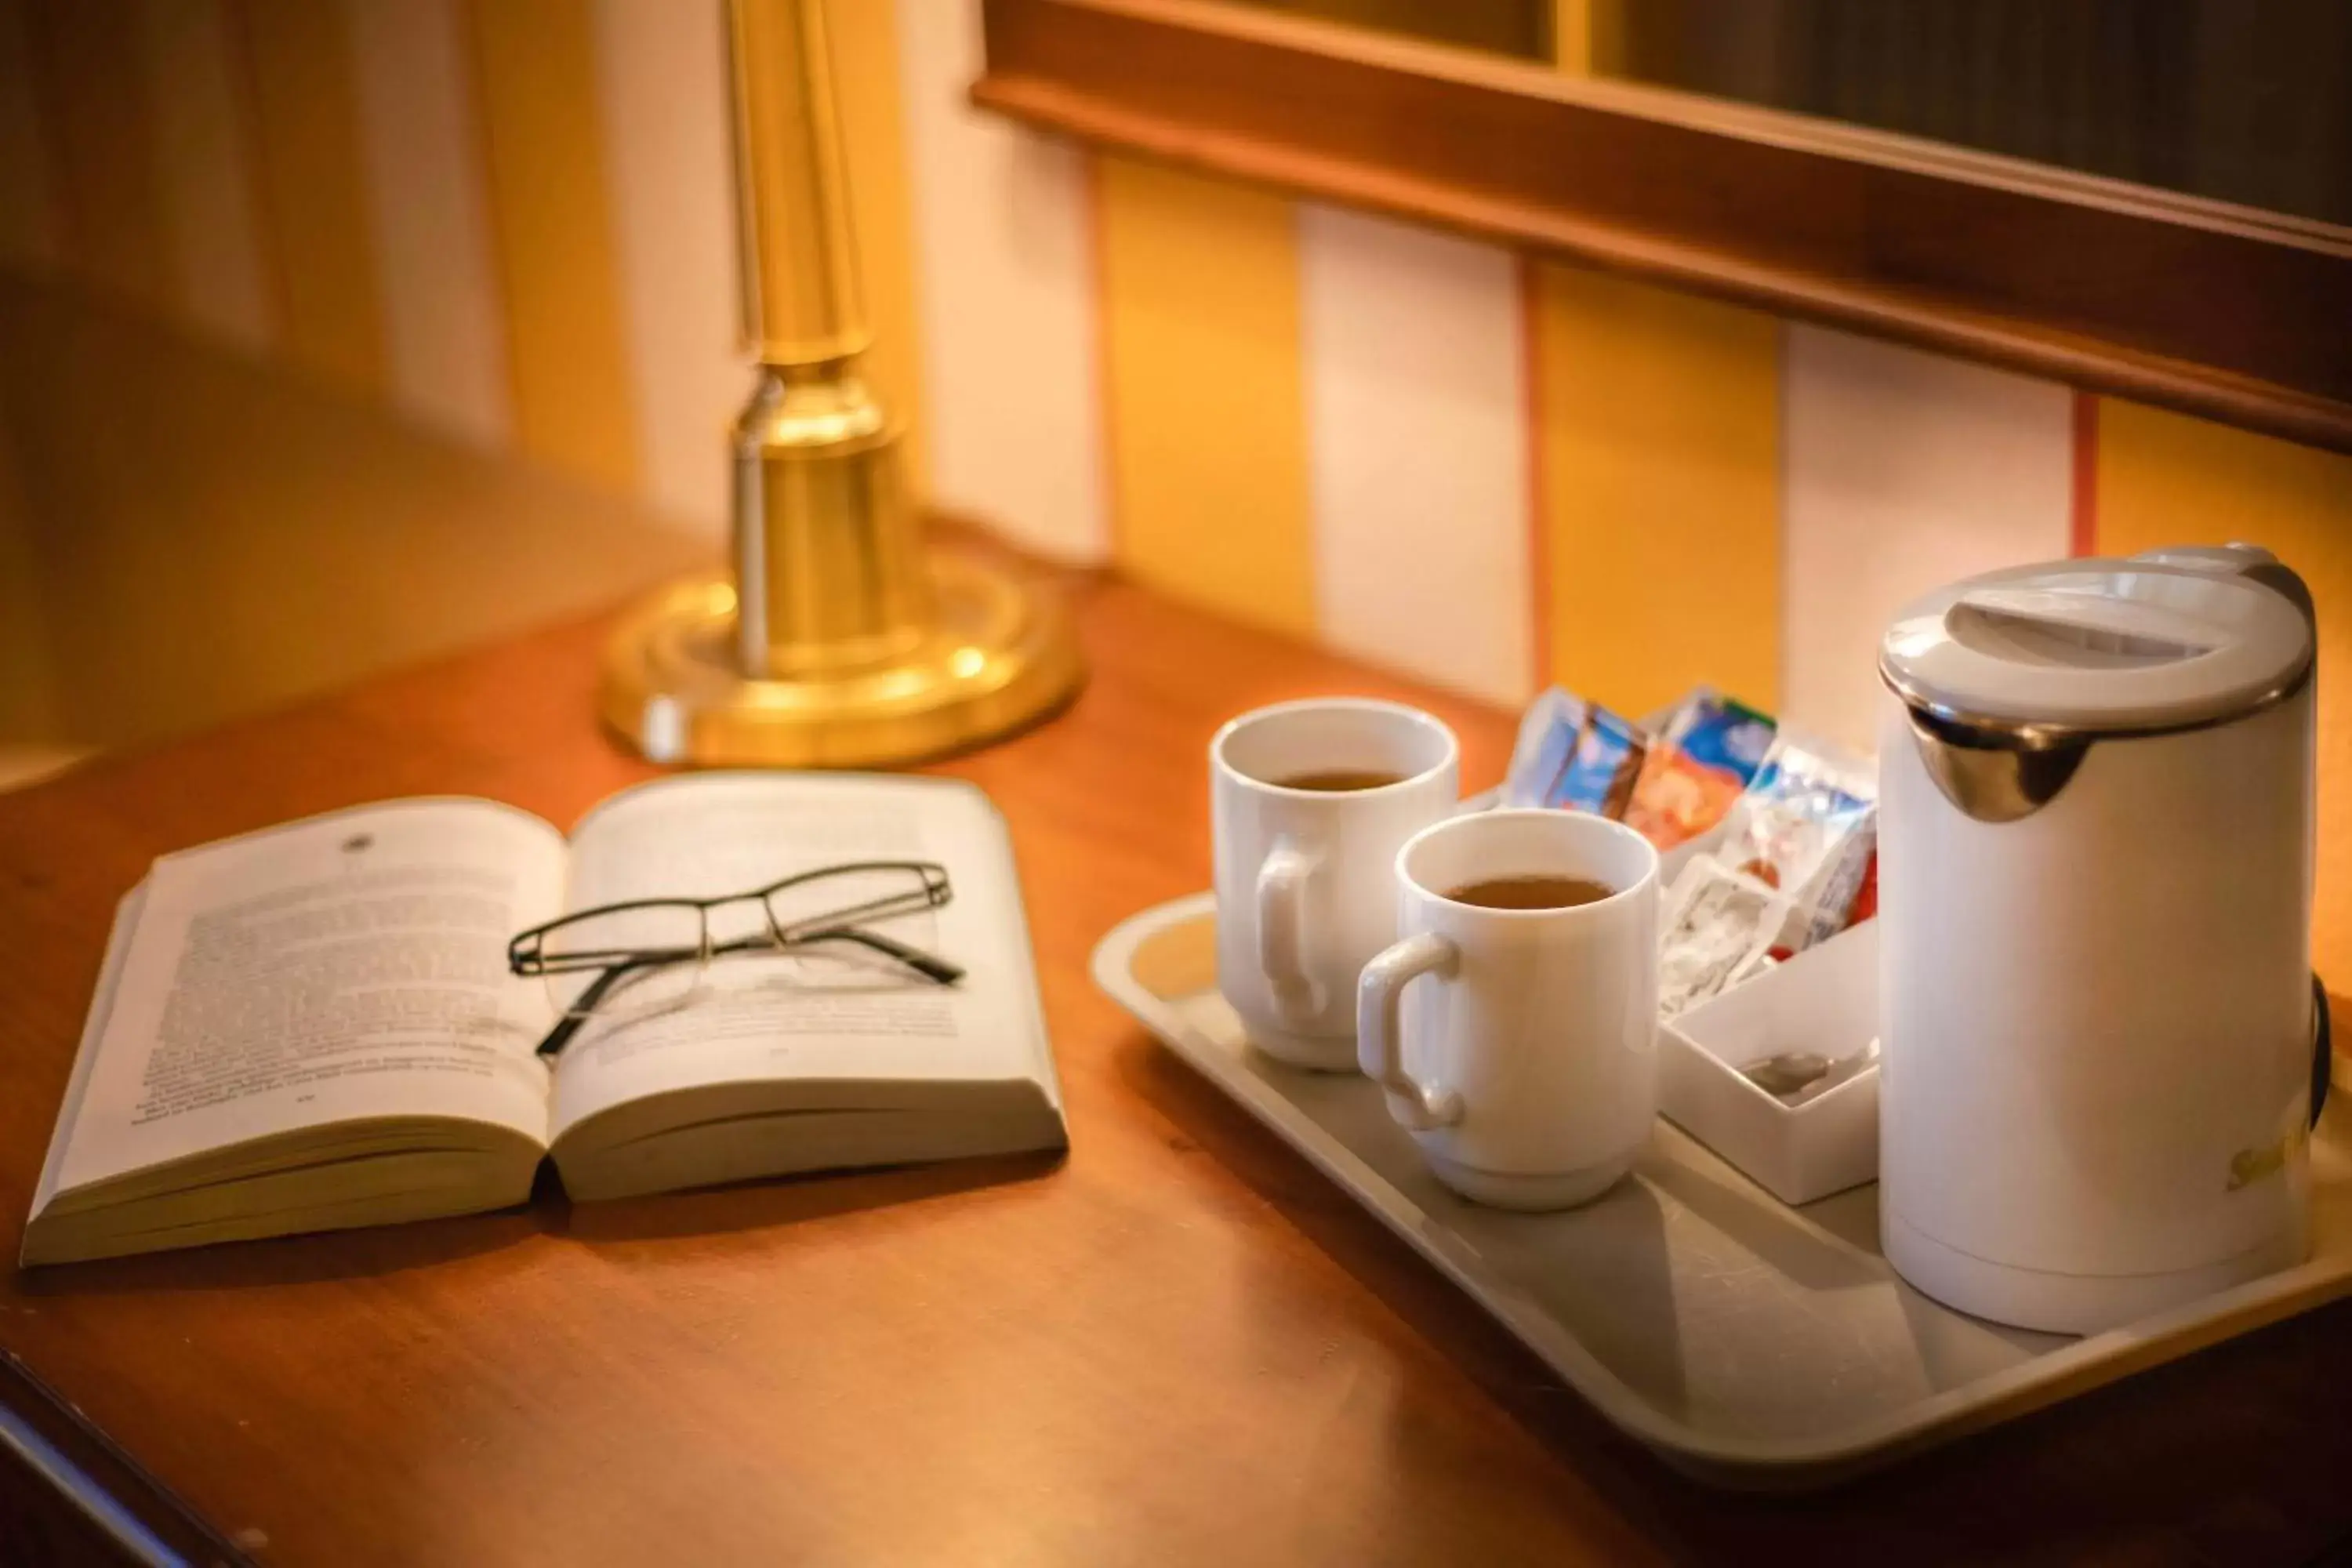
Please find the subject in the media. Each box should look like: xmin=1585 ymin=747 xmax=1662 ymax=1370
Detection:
xmin=1356 ymin=932 xmax=1464 ymax=1131
xmin=1256 ymin=838 xmax=1322 ymax=1026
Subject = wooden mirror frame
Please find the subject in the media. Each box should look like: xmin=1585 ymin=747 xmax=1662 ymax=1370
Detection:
xmin=974 ymin=0 xmax=2352 ymax=453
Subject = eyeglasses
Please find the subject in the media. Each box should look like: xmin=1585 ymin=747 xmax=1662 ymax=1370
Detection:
xmin=506 ymin=860 xmax=962 ymax=1058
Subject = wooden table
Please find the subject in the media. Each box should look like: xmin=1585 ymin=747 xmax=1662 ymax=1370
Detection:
xmin=4 ymin=572 xmax=2352 ymax=1565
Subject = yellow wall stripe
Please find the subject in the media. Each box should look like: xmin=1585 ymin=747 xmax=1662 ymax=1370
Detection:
xmin=27 ymin=0 xmax=172 ymax=313
xmin=1094 ymin=156 xmax=1315 ymax=640
xmin=1532 ymin=263 xmax=1780 ymax=717
xmin=830 ymin=0 xmax=925 ymax=494
xmin=467 ymin=0 xmax=637 ymax=494
xmin=234 ymin=0 xmax=385 ymax=393
xmin=2093 ymin=398 xmax=2352 ymax=985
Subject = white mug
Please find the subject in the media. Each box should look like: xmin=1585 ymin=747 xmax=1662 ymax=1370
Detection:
xmin=1212 ymin=699 xmax=1460 ymax=1071
xmin=1357 ymin=808 xmax=1661 ymax=1209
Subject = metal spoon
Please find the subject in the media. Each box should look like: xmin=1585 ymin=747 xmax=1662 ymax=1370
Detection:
xmin=1740 ymin=1039 xmax=1879 ymax=1105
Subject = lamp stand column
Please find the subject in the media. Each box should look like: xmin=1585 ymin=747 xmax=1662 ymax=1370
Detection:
xmin=598 ymin=0 xmax=1083 ymax=767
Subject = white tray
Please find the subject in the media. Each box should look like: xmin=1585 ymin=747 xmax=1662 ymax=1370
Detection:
xmin=1093 ymin=893 xmax=2352 ymax=1488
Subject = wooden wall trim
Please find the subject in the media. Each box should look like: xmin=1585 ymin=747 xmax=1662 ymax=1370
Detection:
xmin=975 ymin=0 xmax=2352 ymax=455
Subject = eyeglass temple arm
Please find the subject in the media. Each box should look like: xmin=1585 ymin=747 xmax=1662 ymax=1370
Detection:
xmin=714 ymin=927 xmax=963 ymax=985
xmin=789 ymin=926 xmax=964 ymax=984
xmin=532 ymin=961 xmax=644 ymax=1060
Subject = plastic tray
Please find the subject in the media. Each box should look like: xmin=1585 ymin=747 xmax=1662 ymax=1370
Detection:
xmin=1092 ymin=892 xmax=2352 ymax=1488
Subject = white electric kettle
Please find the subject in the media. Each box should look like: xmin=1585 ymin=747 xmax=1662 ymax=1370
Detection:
xmin=1876 ymin=543 xmax=2325 ymax=1334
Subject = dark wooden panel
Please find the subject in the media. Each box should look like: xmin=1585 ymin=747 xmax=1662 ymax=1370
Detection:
xmin=977 ymin=0 xmax=2352 ymax=452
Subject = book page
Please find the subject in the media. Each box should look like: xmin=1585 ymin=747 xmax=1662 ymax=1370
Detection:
xmin=548 ymin=774 xmax=1057 ymax=1139
xmin=52 ymin=800 xmax=566 ymax=1197
xmin=31 ymin=885 xmax=147 ymax=1222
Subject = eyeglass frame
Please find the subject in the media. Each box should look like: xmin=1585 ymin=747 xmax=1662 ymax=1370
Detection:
xmin=506 ymin=859 xmax=963 ymax=1059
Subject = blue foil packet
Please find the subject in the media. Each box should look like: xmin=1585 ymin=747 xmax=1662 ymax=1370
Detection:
xmin=1552 ymin=706 xmax=1647 ymax=817
xmin=1504 ymin=688 xmax=1647 ymax=817
xmin=1664 ymin=688 xmax=1776 ymax=786
xmin=1503 ymin=688 xmax=1587 ymax=808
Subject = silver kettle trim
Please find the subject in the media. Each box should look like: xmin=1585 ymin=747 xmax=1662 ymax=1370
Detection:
xmin=1898 ymin=706 xmax=2089 ymax=824
xmin=1887 ymin=654 xmax=2312 ymax=824
xmin=1886 ymin=543 xmax=2316 ymax=826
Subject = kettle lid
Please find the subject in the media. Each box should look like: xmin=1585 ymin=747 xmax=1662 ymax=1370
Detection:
xmin=1879 ymin=557 xmax=2311 ymax=735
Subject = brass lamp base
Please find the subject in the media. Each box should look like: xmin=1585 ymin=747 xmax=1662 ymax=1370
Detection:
xmin=599 ymin=550 xmax=1084 ymax=768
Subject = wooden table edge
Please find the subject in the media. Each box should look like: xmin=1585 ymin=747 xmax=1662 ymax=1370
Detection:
xmin=0 ymin=1348 xmax=247 ymax=1566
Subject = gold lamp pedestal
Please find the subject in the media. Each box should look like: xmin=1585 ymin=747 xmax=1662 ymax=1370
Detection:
xmin=600 ymin=0 xmax=1082 ymax=767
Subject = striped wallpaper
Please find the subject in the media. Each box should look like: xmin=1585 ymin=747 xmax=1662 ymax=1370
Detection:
xmin=3 ymin=0 xmax=2350 ymax=973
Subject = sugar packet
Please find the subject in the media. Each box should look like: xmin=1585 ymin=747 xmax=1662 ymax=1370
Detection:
xmin=1657 ymin=857 xmax=1786 ymax=1015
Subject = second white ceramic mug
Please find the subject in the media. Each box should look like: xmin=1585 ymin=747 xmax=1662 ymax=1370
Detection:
xmin=1357 ymin=808 xmax=1661 ymax=1210
xmin=1212 ymin=699 xmax=1459 ymax=1071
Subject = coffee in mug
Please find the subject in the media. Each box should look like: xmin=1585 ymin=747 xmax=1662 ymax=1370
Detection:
xmin=1211 ymin=699 xmax=1459 ymax=1072
xmin=1272 ymin=768 xmax=1406 ymax=793
xmin=1358 ymin=808 xmax=1661 ymax=1210
xmin=1443 ymin=874 xmax=1614 ymax=910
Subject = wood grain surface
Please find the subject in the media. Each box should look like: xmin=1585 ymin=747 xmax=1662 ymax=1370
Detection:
xmin=2 ymin=562 xmax=2352 ymax=1564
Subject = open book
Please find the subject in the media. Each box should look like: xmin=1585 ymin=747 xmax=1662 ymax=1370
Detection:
xmin=24 ymin=774 xmax=1065 ymax=1265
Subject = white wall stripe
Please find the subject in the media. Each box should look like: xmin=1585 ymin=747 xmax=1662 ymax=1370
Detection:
xmin=0 ymin=0 xmax=60 ymax=274
xmin=896 ymin=0 xmax=1105 ymax=564
xmin=1780 ymin=325 xmax=2074 ymax=752
xmin=1299 ymin=205 xmax=1531 ymax=705
xmin=344 ymin=0 xmax=512 ymax=449
xmin=593 ymin=0 xmax=737 ymax=537
xmin=134 ymin=0 xmax=276 ymax=355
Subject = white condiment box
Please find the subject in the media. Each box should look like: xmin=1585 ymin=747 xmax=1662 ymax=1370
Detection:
xmin=1659 ymin=919 xmax=1880 ymax=1207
